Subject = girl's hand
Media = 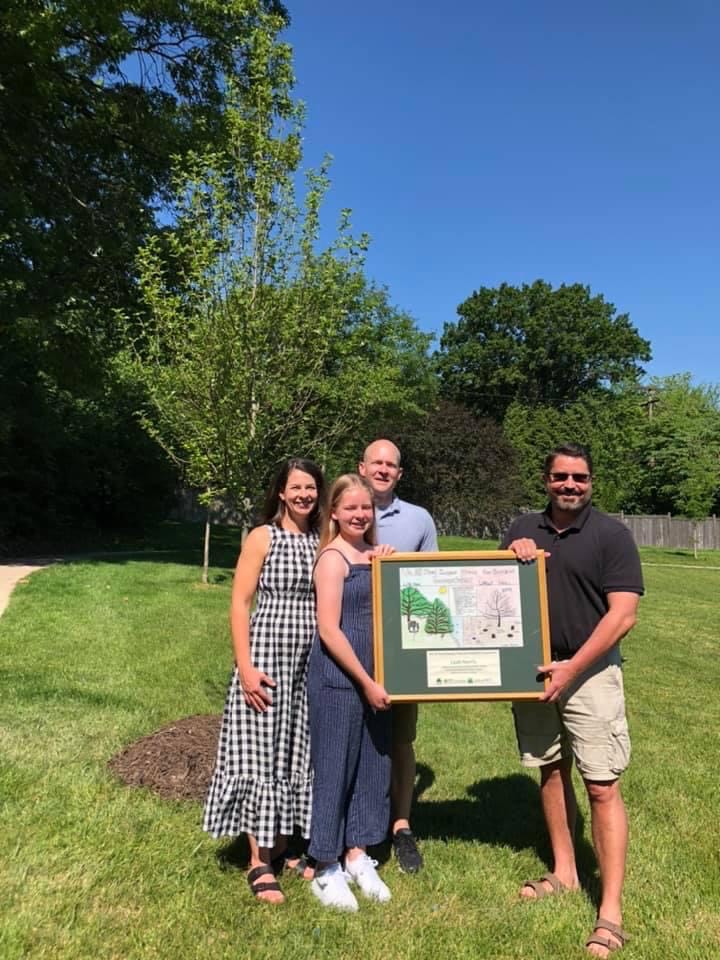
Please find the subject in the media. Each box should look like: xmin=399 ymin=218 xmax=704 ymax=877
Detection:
xmin=239 ymin=665 xmax=276 ymax=713
xmin=370 ymin=544 xmax=395 ymax=558
xmin=364 ymin=679 xmax=391 ymax=711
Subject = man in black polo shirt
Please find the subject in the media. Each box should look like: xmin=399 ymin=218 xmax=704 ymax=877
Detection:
xmin=501 ymin=443 xmax=643 ymax=957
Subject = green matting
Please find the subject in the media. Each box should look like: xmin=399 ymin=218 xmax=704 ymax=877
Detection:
xmin=373 ymin=551 xmax=550 ymax=701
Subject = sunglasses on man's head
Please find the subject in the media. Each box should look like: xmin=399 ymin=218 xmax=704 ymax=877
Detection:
xmin=547 ymin=472 xmax=591 ymax=484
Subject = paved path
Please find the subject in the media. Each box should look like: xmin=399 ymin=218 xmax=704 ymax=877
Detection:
xmin=1 ymin=555 xmax=717 ymax=620
xmin=0 ymin=559 xmax=59 ymax=617
xmin=0 ymin=550 xmax=183 ymax=619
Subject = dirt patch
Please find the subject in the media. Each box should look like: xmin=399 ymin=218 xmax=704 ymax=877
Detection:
xmin=108 ymin=714 xmax=220 ymax=802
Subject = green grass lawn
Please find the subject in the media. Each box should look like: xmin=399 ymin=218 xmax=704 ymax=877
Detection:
xmin=1 ymin=528 xmax=719 ymax=959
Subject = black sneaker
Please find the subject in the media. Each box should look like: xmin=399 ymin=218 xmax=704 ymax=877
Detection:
xmin=392 ymin=828 xmax=423 ymax=873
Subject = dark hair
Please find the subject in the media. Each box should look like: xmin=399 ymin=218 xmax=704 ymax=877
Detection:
xmin=261 ymin=458 xmax=326 ymax=531
xmin=543 ymin=443 xmax=593 ymax=477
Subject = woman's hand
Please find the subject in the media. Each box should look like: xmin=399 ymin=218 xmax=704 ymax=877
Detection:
xmin=363 ymin=679 xmax=391 ymax=711
xmin=239 ymin=665 xmax=276 ymax=713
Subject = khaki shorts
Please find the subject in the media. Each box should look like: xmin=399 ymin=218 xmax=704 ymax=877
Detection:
xmin=391 ymin=702 xmax=418 ymax=745
xmin=512 ymin=650 xmax=630 ymax=782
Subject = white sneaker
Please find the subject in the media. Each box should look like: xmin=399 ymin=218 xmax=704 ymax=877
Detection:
xmin=311 ymin=863 xmax=359 ymax=912
xmin=344 ymin=853 xmax=391 ymax=902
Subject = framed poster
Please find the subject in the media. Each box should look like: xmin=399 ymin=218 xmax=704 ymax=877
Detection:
xmin=372 ymin=551 xmax=550 ymax=702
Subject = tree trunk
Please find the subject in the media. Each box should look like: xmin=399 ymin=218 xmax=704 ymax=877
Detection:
xmin=202 ymin=503 xmax=211 ymax=584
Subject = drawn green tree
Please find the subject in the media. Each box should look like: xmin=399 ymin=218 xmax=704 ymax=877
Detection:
xmin=424 ymin=599 xmax=454 ymax=636
xmin=400 ymin=587 xmax=433 ymax=626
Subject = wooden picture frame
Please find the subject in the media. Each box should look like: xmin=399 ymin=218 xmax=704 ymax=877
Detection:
xmin=372 ymin=551 xmax=551 ymax=702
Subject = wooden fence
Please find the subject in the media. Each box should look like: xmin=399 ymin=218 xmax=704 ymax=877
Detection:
xmin=610 ymin=513 xmax=720 ymax=550
xmin=170 ymin=488 xmax=720 ymax=551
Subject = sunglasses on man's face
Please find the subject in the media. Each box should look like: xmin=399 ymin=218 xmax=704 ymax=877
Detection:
xmin=547 ymin=472 xmax=592 ymax=484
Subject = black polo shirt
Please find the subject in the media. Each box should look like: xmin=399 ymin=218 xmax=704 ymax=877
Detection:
xmin=500 ymin=503 xmax=644 ymax=657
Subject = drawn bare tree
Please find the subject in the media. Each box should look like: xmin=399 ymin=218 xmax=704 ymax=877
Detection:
xmin=484 ymin=590 xmax=516 ymax=628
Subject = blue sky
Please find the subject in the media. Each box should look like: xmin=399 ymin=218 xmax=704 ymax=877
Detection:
xmin=286 ymin=1 xmax=719 ymax=385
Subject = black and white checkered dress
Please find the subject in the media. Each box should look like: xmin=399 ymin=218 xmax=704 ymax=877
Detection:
xmin=202 ymin=524 xmax=318 ymax=847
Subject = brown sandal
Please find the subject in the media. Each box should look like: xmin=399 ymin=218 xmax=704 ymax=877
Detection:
xmin=585 ymin=917 xmax=630 ymax=953
xmin=521 ymin=871 xmax=569 ymax=899
xmin=247 ymin=864 xmax=284 ymax=902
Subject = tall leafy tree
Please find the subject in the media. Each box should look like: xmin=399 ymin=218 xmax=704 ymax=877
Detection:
xmin=1 ymin=0 xmax=290 ymax=543
xmin=504 ymin=375 xmax=720 ymax=526
xmin=636 ymin=375 xmax=720 ymax=525
xmin=436 ymin=280 xmax=651 ymax=421
xmin=381 ymin=400 xmax=523 ymax=537
xmin=121 ymin=30 xmax=434 ymax=577
xmin=1 ymin=0 xmax=290 ymax=383
xmin=503 ymin=384 xmax=647 ymax=512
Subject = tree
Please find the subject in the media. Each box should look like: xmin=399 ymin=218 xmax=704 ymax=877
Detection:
xmin=121 ymin=31 xmax=435 ymax=578
xmin=400 ymin=587 xmax=432 ymax=625
xmin=380 ymin=400 xmax=523 ymax=537
xmin=1 ymin=0 xmax=289 ymax=361
xmin=424 ymin=599 xmax=453 ymax=637
xmin=635 ymin=375 xmax=720 ymax=541
xmin=436 ymin=281 xmax=651 ymax=421
xmin=2 ymin=1 xmax=286 ymax=543
xmin=503 ymin=374 xmax=720 ymax=532
xmin=503 ymin=383 xmax=647 ymax=512
xmin=484 ymin=589 xmax=515 ymax=628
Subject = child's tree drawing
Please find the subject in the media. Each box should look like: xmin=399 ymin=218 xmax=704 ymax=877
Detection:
xmin=424 ymin=598 xmax=454 ymax=636
xmin=400 ymin=586 xmax=433 ymax=626
xmin=484 ymin=589 xmax=516 ymax=627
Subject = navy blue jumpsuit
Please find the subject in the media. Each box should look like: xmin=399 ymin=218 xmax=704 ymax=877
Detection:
xmin=307 ymin=551 xmax=391 ymax=861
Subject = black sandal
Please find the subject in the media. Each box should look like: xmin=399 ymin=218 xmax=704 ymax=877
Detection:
xmin=272 ymin=851 xmax=316 ymax=879
xmin=247 ymin=864 xmax=283 ymax=901
xmin=286 ymin=853 xmax=316 ymax=879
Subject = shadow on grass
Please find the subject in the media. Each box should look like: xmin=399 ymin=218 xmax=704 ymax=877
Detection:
xmin=214 ymin=764 xmax=599 ymax=904
xmin=0 ymin=669 xmax=138 ymax=710
xmin=10 ymin=522 xmax=242 ymax=572
xmin=412 ymin=764 xmax=600 ymax=902
xmin=72 ymin=548 xmax=238 ymax=576
xmin=215 ymin=833 xmax=314 ymax=873
xmin=216 ymin=834 xmax=251 ymax=871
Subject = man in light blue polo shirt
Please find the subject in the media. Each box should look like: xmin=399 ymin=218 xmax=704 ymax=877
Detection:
xmin=359 ymin=439 xmax=438 ymax=873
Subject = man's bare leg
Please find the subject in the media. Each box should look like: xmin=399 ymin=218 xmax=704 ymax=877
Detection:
xmin=521 ymin=758 xmax=580 ymax=897
xmin=584 ymin=779 xmax=628 ymax=958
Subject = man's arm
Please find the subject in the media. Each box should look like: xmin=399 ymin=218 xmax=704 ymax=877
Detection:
xmin=538 ymin=591 xmax=640 ymax=702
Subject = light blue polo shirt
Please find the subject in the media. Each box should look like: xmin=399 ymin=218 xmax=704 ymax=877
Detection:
xmin=375 ymin=496 xmax=438 ymax=553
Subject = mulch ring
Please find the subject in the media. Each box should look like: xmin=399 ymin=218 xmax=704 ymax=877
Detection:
xmin=108 ymin=714 xmax=220 ymax=802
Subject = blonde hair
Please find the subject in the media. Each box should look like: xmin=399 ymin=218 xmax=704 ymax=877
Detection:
xmin=319 ymin=474 xmax=376 ymax=550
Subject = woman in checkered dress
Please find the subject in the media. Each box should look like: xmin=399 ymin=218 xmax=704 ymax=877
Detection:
xmin=203 ymin=458 xmax=325 ymax=904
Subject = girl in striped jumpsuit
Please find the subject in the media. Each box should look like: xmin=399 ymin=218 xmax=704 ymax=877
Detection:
xmin=307 ymin=474 xmax=394 ymax=911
